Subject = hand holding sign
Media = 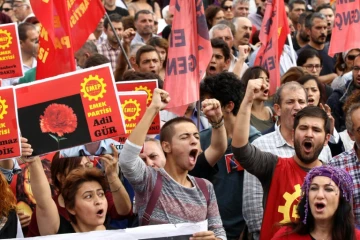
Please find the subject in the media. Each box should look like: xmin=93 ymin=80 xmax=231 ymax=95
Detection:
xmin=149 ymin=88 xmax=170 ymax=111
xmin=201 ymin=99 xmax=222 ymax=124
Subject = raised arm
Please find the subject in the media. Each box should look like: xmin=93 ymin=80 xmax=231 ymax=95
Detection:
xmin=113 ymin=28 xmax=135 ymax=81
xmin=232 ymin=45 xmax=250 ymax=78
xmin=232 ymin=78 xmax=265 ymax=148
xmin=21 ymin=138 xmax=59 ymax=236
xmin=101 ymin=144 xmax=132 ymax=216
xmin=202 ymin=99 xmax=227 ymax=167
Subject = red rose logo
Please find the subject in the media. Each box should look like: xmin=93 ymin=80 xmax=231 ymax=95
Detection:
xmin=40 ymin=104 xmax=77 ymax=148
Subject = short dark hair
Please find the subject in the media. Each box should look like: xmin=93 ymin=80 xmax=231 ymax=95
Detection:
xmin=296 ymin=75 xmax=326 ymax=106
xmin=79 ymin=41 xmax=98 ymax=55
xmin=160 ymin=117 xmax=196 ymax=143
xmin=298 ymin=12 xmax=310 ymax=25
xmin=104 ymin=13 xmax=122 ymax=30
xmin=211 ymin=38 xmax=231 ymax=61
xmin=294 ymin=106 xmax=331 ymax=134
xmin=62 ymin=167 xmax=107 ymax=225
xmin=122 ymin=71 xmax=164 ymax=89
xmin=200 ymin=72 xmax=245 ymax=116
xmin=134 ymin=9 xmax=153 ymax=21
xmin=297 ymin=48 xmax=322 ymax=66
xmin=18 ymin=22 xmax=36 ymax=41
xmin=241 ymin=66 xmax=269 ymax=88
xmin=315 ymin=3 xmax=333 ymax=13
xmin=305 ymin=12 xmax=326 ymax=29
xmin=135 ymin=45 xmax=160 ymax=65
xmin=121 ymin=15 xmax=135 ymax=30
xmin=289 ymin=0 xmax=306 ymax=11
xmin=84 ymin=53 xmax=110 ymax=68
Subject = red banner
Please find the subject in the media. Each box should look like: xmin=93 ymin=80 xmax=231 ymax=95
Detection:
xmin=163 ymin=0 xmax=212 ymax=115
xmin=30 ymin=0 xmax=105 ymax=80
xmin=254 ymin=0 xmax=289 ymax=94
xmin=15 ymin=64 xmax=125 ymax=156
xmin=0 ymin=87 xmax=21 ymax=160
xmin=0 ymin=23 xmax=24 ymax=79
xmin=328 ymin=0 xmax=360 ymax=56
xmin=116 ymin=80 xmax=160 ymax=134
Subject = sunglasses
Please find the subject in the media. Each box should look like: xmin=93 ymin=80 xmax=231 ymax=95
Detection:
xmin=347 ymin=55 xmax=358 ymax=61
xmin=223 ymin=6 xmax=232 ymax=11
xmin=2 ymin=8 xmax=12 ymax=11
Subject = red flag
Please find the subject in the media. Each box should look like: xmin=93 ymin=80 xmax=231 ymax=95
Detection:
xmin=30 ymin=0 xmax=105 ymax=80
xmin=254 ymin=0 xmax=289 ymax=94
xmin=328 ymin=0 xmax=360 ymax=57
xmin=164 ymin=0 xmax=212 ymax=116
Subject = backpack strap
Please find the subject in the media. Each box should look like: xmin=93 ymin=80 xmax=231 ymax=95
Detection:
xmin=141 ymin=173 xmax=163 ymax=226
xmin=194 ymin=177 xmax=210 ymax=206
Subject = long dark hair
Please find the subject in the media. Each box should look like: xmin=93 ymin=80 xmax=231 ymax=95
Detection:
xmin=296 ymin=75 xmax=326 ymax=106
xmin=241 ymin=66 xmax=270 ymax=87
xmin=280 ymin=191 xmax=356 ymax=240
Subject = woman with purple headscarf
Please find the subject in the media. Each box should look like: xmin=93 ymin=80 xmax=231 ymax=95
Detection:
xmin=272 ymin=165 xmax=360 ymax=240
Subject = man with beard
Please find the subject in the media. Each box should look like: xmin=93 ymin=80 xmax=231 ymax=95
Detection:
xmin=232 ymin=79 xmax=331 ymax=240
xmin=241 ymin=81 xmax=332 ymax=240
xmin=206 ymin=38 xmax=231 ymax=76
xmin=97 ymin=13 xmax=132 ymax=71
xmin=316 ymin=4 xmax=334 ymax=42
xmin=291 ymin=12 xmax=310 ymax=51
xmin=297 ymin=13 xmax=336 ymax=77
xmin=131 ymin=10 xmax=158 ymax=46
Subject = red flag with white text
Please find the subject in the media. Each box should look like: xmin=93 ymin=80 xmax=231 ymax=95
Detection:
xmin=30 ymin=0 xmax=105 ymax=80
xmin=254 ymin=0 xmax=289 ymax=94
xmin=164 ymin=0 xmax=212 ymax=116
xmin=328 ymin=0 xmax=360 ymax=56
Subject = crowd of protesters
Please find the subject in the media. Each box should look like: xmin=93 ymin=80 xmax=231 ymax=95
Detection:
xmin=1 ymin=0 xmax=360 ymax=239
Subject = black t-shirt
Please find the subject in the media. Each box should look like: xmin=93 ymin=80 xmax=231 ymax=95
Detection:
xmin=291 ymin=35 xmax=301 ymax=51
xmin=106 ymin=7 xmax=129 ymax=17
xmin=297 ymin=44 xmax=336 ymax=76
xmin=189 ymin=152 xmax=218 ymax=181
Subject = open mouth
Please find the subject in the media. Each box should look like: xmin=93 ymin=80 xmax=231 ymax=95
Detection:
xmin=263 ymin=89 xmax=269 ymax=94
xmin=315 ymin=202 xmax=325 ymax=211
xmin=189 ymin=149 xmax=198 ymax=163
xmin=97 ymin=209 xmax=104 ymax=216
xmin=308 ymin=98 xmax=315 ymax=105
xmin=303 ymin=141 xmax=313 ymax=152
xmin=209 ymin=66 xmax=216 ymax=71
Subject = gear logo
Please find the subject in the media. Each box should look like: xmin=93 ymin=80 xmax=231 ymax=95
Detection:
xmin=80 ymin=75 xmax=107 ymax=101
xmin=0 ymin=97 xmax=8 ymax=119
xmin=134 ymin=86 xmax=152 ymax=104
xmin=0 ymin=29 xmax=12 ymax=50
xmin=122 ymin=99 xmax=141 ymax=121
xmin=278 ymin=184 xmax=301 ymax=223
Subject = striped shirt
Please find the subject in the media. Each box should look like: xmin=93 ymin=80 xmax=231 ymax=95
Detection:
xmin=120 ymin=140 xmax=226 ymax=239
xmin=97 ymin=41 xmax=121 ymax=71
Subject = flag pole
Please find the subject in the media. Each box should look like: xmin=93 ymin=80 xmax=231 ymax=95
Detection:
xmin=197 ymin=101 xmax=201 ymax=130
xmin=287 ymin=34 xmax=297 ymax=65
xmin=104 ymin=12 xmax=132 ymax=69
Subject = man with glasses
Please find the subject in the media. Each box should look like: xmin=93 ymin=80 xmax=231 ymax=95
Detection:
xmin=12 ymin=0 xmax=36 ymax=23
xmin=327 ymin=55 xmax=360 ymax=131
xmin=297 ymin=12 xmax=337 ymax=83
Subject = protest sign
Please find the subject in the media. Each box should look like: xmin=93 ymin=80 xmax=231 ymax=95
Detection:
xmin=116 ymin=80 xmax=160 ymax=134
xmin=24 ymin=220 xmax=208 ymax=240
xmin=163 ymin=0 xmax=212 ymax=116
xmin=15 ymin=64 xmax=125 ymax=156
xmin=119 ymin=91 xmax=148 ymax=136
xmin=328 ymin=0 xmax=360 ymax=56
xmin=0 ymin=23 xmax=24 ymax=79
xmin=0 ymin=87 xmax=21 ymax=160
xmin=30 ymin=0 xmax=105 ymax=79
xmin=254 ymin=0 xmax=289 ymax=94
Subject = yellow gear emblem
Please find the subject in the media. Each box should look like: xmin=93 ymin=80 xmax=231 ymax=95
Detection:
xmin=278 ymin=184 xmax=301 ymax=223
xmin=0 ymin=29 xmax=12 ymax=50
xmin=122 ymin=99 xmax=141 ymax=121
xmin=135 ymin=86 xmax=152 ymax=104
xmin=0 ymin=97 xmax=8 ymax=119
xmin=80 ymin=75 xmax=107 ymax=101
